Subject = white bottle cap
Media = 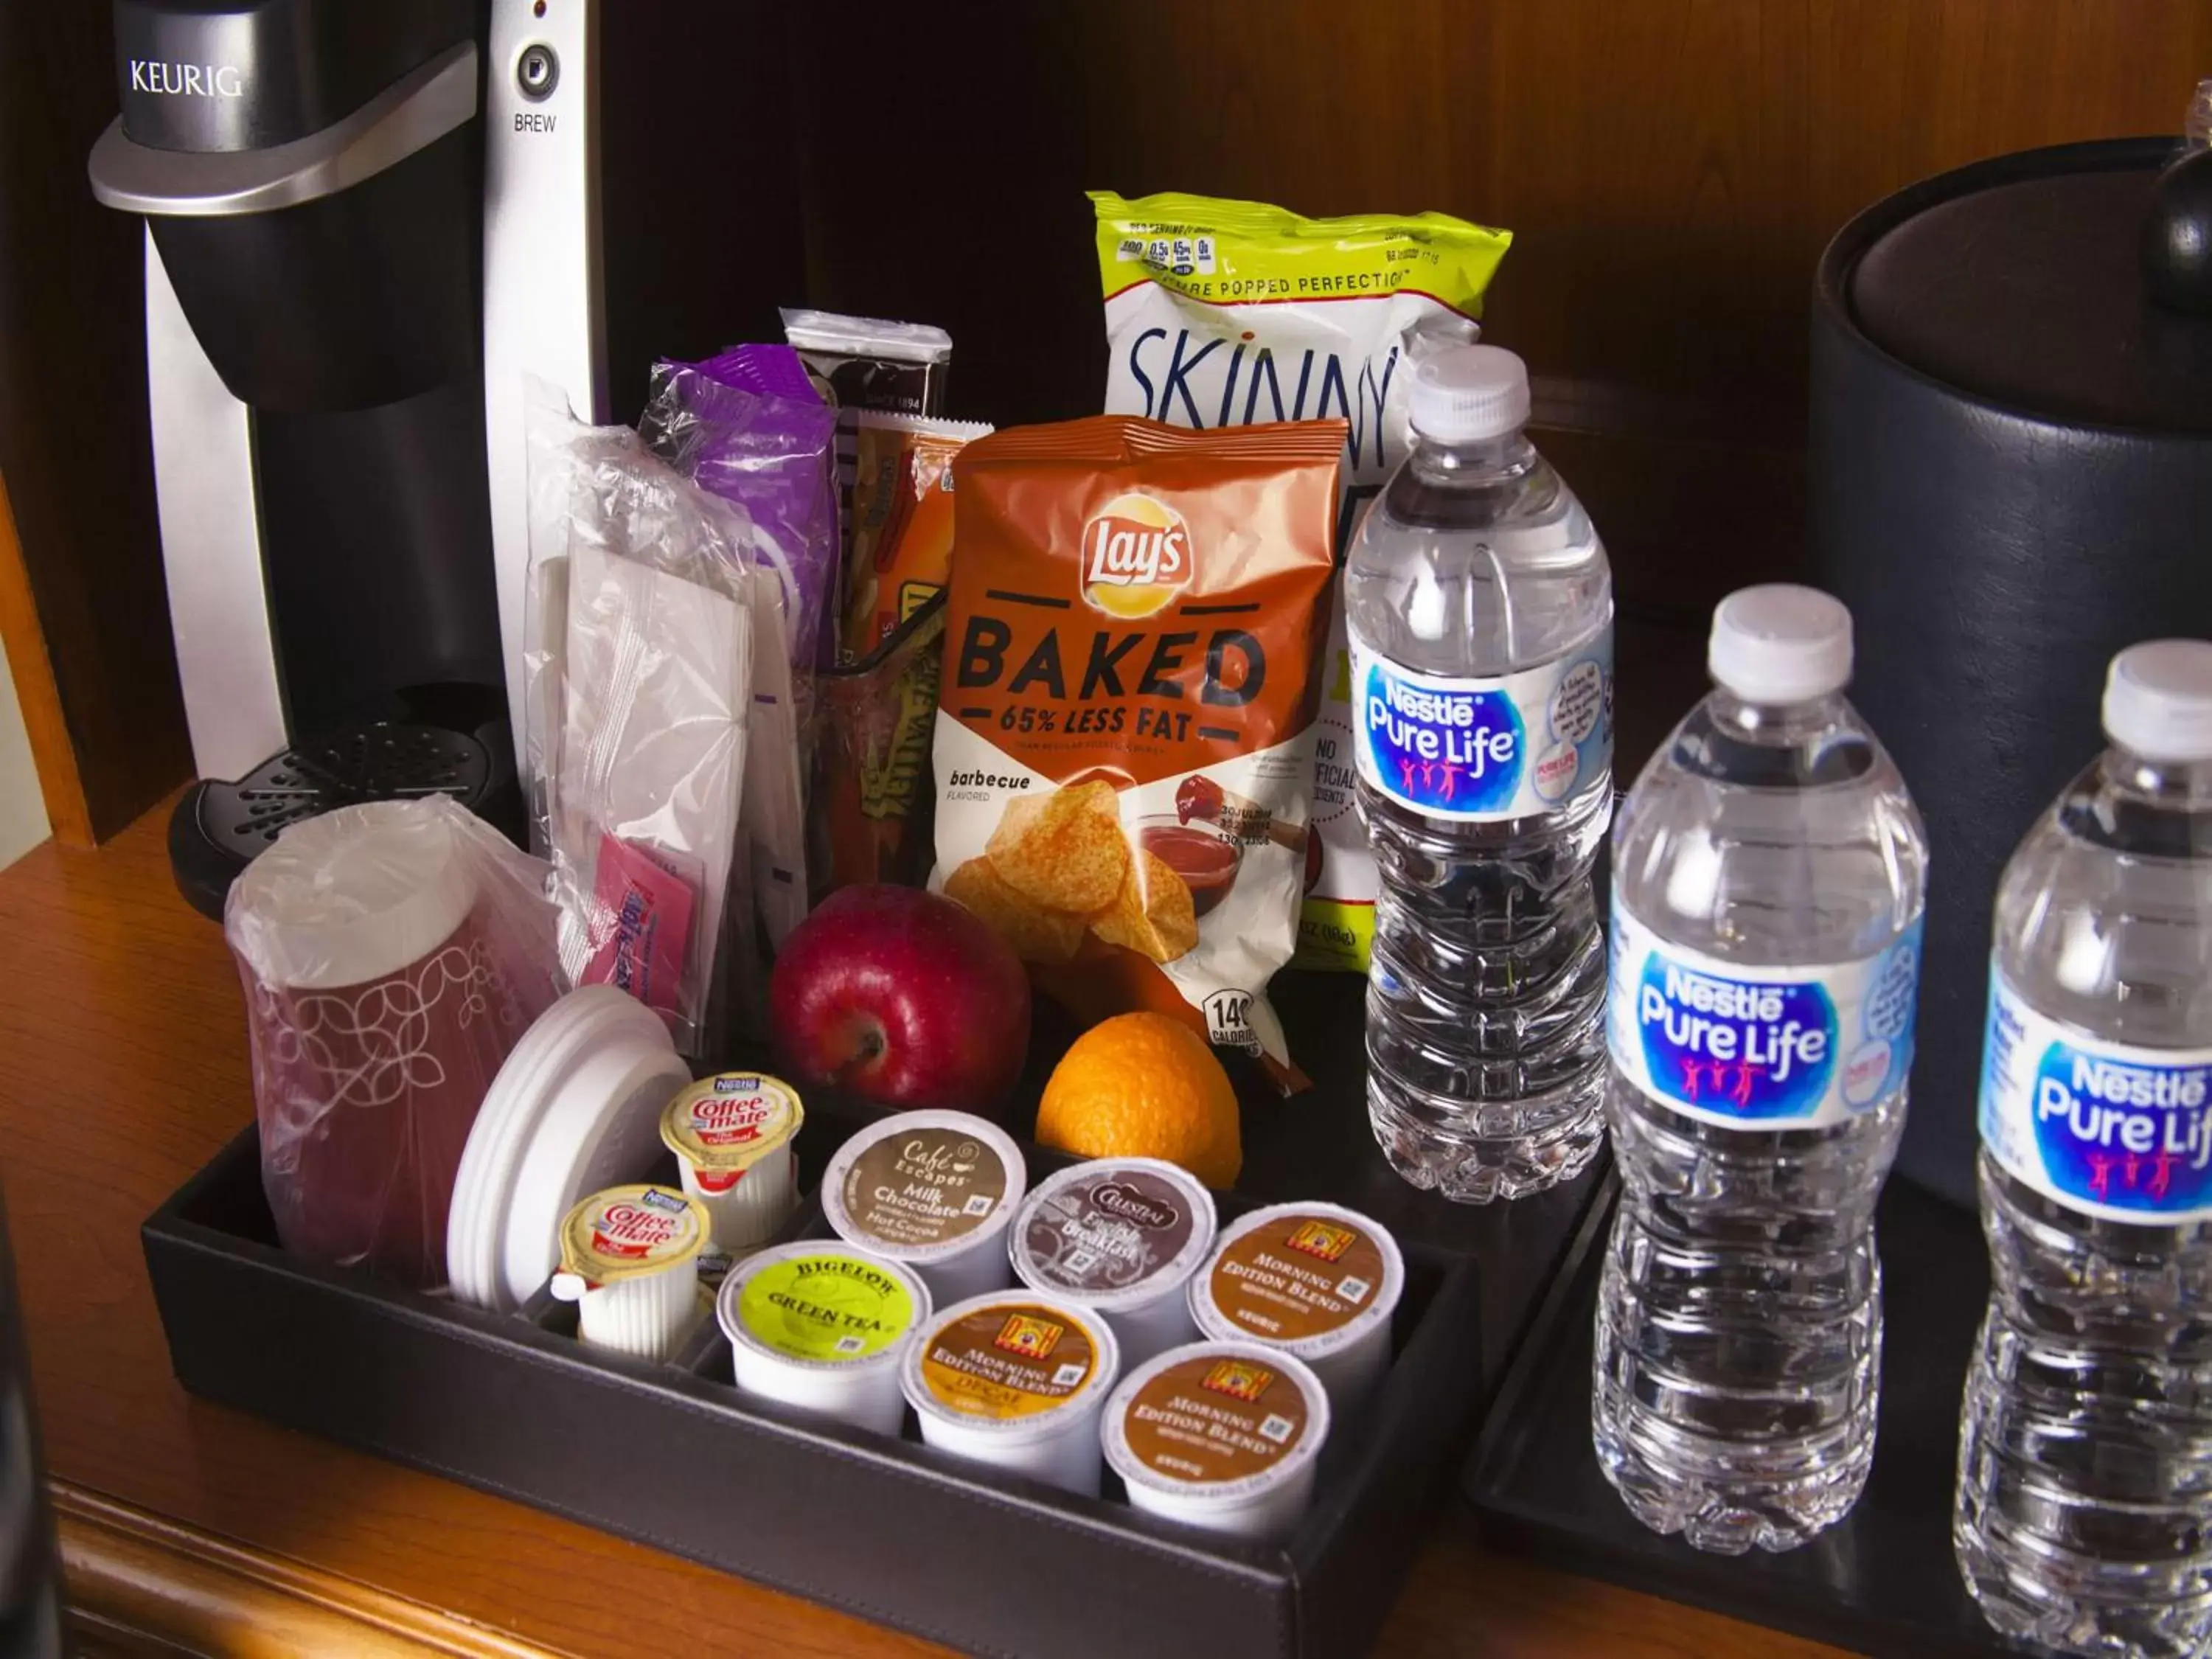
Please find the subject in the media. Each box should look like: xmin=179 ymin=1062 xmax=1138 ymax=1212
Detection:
xmin=1707 ymin=585 xmax=1854 ymax=703
xmin=1408 ymin=345 xmax=1531 ymax=443
xmin=2102 ymin=641 xmax=2212 ymax=762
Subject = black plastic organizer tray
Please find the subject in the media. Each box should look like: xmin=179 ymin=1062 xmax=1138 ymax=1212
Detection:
xmin=1464 ymin=1171 xmax=2030 ymax=1659
xmin=143 ymin=973 xmax=1608 ymax=1659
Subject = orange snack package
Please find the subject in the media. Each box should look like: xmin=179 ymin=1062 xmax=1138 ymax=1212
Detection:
xmin=842 ymin=413 xmax=992 ymax=661
xmin=931 ymin=416 xmax=1345 ymax=1090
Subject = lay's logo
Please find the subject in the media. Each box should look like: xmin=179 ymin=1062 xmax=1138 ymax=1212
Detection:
xmin=1081 ymin=493 xmax=1192 ymax=619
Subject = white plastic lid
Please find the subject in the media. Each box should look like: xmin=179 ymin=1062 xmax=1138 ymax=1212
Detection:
xmin=1707 ymin=585 xmax=1854 ymax=703
xmin=445 ymin=987 xmax=687 ymax=1311
xmin=1407 ymin=345 xmax=1530 ymax=444
xmin=2103 ymin=641 xmax=2212 ymax=762
xmin=1101 ymin=1340 xmax=1331 ymax=1502
xmin=226 ymin=799 xmax=474 ymax=990
xmin=900 ymin=1292 xmax=1121 ymax=1441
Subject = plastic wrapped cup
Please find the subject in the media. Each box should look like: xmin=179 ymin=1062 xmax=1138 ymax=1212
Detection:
xmin=661 ymin=1073 xmax=805 ymax=1259
xmin=716 ymin=1241 xmax=932 ymax=1436
xmin=1102 ymin=1341 xmax=1332 ymax=1540
xmin=900 ymin=1293 xmax=1121 ymax=1497
xmin=820 ymin=1112 xmax=1026 ymax=1307
xmin=1008 ymin=1158 xmax=1217 ymax=1371
xmin=549 ymin=1185 xmax=710 ymax=1362
xmin=1188 ymin=1203 xmax=1404 ymax=1415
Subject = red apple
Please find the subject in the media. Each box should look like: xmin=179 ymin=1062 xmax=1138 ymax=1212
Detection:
xmin=769 ymin=884 xmax=1031 ymax=1116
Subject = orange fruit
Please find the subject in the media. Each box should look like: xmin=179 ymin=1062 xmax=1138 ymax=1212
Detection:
xmin=1034 ymin=1012 xmax=1242 ymax=1189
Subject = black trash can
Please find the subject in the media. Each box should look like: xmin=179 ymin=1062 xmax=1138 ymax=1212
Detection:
xmin=1811 ymin=136 xmax=2212 ymax=1208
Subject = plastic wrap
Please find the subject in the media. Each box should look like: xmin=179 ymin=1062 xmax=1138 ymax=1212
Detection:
xmin=812 ymin=591 xmax=945 ymax=897
xmin=224 ymin=796 xmax=562 ymax=1287
xmin=524 ymin=392 xmax=757 ymax=1053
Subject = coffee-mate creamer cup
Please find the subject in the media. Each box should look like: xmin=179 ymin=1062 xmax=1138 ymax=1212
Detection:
xmin=1090 ymin=190 xmax=1514 ymax=970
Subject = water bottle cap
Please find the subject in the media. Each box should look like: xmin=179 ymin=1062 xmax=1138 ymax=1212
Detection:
xmin=2102 ymin=640 xmax=2212 ymax=761
xmin=1707 ymin=585 xmax=1854 ymax=703
xmin=1408 ymin=345 xmax=1530 ymax=443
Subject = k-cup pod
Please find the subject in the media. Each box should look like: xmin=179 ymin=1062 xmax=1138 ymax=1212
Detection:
xmin=900 ymin=1293 xmax=1120 ymax=1496
xmin=1189 ymin=1203 xmax=1403 ymax=1415
xmin=549 ymin=1185 xmax=710 ymax=1362
xmin=717 ymin=1241 xmax=931 ymax=1437
xmin=1009 ymin=1158 xmax=1217 ymax=1369
xmin=1102 ymin=1340 xmax=1332 ymax=1540
xmin=661 ymin=1073 xmax=804 ymax=1261
xmin=821 ymin=1112 xmax=1026 ymax=1307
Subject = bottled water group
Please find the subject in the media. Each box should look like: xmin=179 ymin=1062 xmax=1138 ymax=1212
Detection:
xmin=1345 ymin=346 xmax=1614 ymax=1203
xmin=1953 ymin=643 xmax=2212 ymax=1658
xmin=1346 ymin=345 xmax=2212 ymax=1647
xmin=1590 ymin=588 xmax=1927 ymax=1552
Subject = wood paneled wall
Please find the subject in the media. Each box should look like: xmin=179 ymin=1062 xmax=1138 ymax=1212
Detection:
xmin=2 ymin=1 xmax=2205 ymax=836
xmin=788 ymin=0 xmax=2210 ymax=621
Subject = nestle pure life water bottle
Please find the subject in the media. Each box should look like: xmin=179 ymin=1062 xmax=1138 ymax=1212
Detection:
xmin=1593 ymin=586 xmax=1928 ymax=1552
xmin=1955 ymin=642 xmax=2212 ymax=1658
xmin=1343 ymin=345 xmax=1614 ymax=1203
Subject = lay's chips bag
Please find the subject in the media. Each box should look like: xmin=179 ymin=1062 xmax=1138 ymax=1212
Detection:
xmin=1090 ymin=190 xmax=1512 ymax=973
xmin=932 ymin=417 xmax=1345 ymax=1091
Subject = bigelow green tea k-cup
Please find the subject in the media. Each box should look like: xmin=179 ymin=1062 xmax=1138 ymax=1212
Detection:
xmin=717 ymin=1241 xmax=932 ymax=1436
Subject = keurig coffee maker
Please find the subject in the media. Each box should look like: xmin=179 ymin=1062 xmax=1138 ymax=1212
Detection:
xmin=87 ymin=0 xmax=799 ymax=914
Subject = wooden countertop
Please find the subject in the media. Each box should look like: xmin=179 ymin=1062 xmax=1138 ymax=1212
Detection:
xmin=0 ymin=802 xmax=1851 ymax=1658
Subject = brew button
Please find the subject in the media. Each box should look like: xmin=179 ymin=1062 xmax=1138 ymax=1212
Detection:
xmin=517 ymin=43 xmax=557 ymax=100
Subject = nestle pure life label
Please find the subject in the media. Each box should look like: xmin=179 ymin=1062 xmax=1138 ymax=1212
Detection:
xmin=1350 ymin=638 xmax=1613 ymax=821
xmin=1607 ymin=904 xmax=1924 ymax=1129
xmin=1978 ymin=969 xmax=2212 ymax=1222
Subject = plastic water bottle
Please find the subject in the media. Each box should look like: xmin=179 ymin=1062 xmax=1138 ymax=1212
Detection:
xmin=1344 ymin=345 xmax=1615 ymax=1203
xmin=1954 ymin=641 xmax=2212 ymax=1658
xmin=1592 ymin=586 xmax=1928 ymax=1553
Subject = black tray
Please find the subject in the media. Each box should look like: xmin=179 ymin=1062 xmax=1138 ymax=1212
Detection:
xmin=145 ymin=1046 xmax=1599 ymax=1659
xmin=1464 ymin=1171 xmax=2022 ymax=1658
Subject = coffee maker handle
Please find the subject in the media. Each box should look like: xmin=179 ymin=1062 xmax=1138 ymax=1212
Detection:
xmin=88 ymin=39 xmax=477 ymax=219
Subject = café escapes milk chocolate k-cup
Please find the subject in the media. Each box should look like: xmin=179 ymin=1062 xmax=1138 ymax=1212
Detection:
xmin=1090 ymin=191 xmax=1514 ymax=973
xmin=931 ymin=416 xmax=1343 ymax=1091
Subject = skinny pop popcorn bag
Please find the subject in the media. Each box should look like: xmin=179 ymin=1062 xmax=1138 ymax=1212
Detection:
xmin=1090 ymin=190 xmax=1512 ymax=973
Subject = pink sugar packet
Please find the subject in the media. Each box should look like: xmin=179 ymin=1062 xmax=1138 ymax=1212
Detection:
xmin=581 ymin=834 xmax=698 ymax=1026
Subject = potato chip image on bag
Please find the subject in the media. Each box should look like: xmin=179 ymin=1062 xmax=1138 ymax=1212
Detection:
xmin=931 ymin=415 xmax=1344 ymax=1091
xmin=942 ymin=857 xmax=1089 ymax=965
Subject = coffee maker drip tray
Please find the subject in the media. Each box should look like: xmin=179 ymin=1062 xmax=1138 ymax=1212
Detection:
xmin=168 ymin=718 xmax=513 ymax=922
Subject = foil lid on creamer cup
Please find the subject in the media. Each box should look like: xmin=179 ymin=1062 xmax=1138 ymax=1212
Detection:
xmin=1191 ymin=1202 xmax=1404 ymax=1362
xmin=1104 ymin=1342 xmax=1331 ymax=1500
xmin=1010 ymin=1158 xmax=1217 ymax=1312
xmin=661 ymin=1073 xmax=804 ymax=1193
xmin=550 ymin=1185 xmax=709 ymax=1293
xmin=901 ymin=1294 xmax=1119 ymax=1433
xmin=820 ymin=1110 xmax=1026 ymax=1266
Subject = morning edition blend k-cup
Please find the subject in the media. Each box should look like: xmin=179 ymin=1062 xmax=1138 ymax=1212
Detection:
xmin=1102 ymin=1340 xmax=1332 ymax=1539
xmin=900 ymin=1292 xmax=1123 ymax=1496
xmin=1191 ymin=1202 xmax=1403 ymax=1412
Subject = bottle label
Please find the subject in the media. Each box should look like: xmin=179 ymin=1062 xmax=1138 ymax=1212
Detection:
xmin=1978 ymin=968 xmax=2212 ymax=1222
xmin=1348 ymin=629 xmax=1613 ymax=821
xmin=1606 ymin=902 xmax=1923 ymax=1129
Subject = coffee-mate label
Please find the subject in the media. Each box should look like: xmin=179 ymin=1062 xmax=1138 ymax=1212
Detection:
xmin=1349 ymin=634 xmax=1613 ymax=823
xmin=1978 ymin=969 xmax=2212 ymax=1222
xmin=661 ymin=1073 xmax=804 ymax=1194
xmin=1606 ymin=903 xmax=1923 ymax=1130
